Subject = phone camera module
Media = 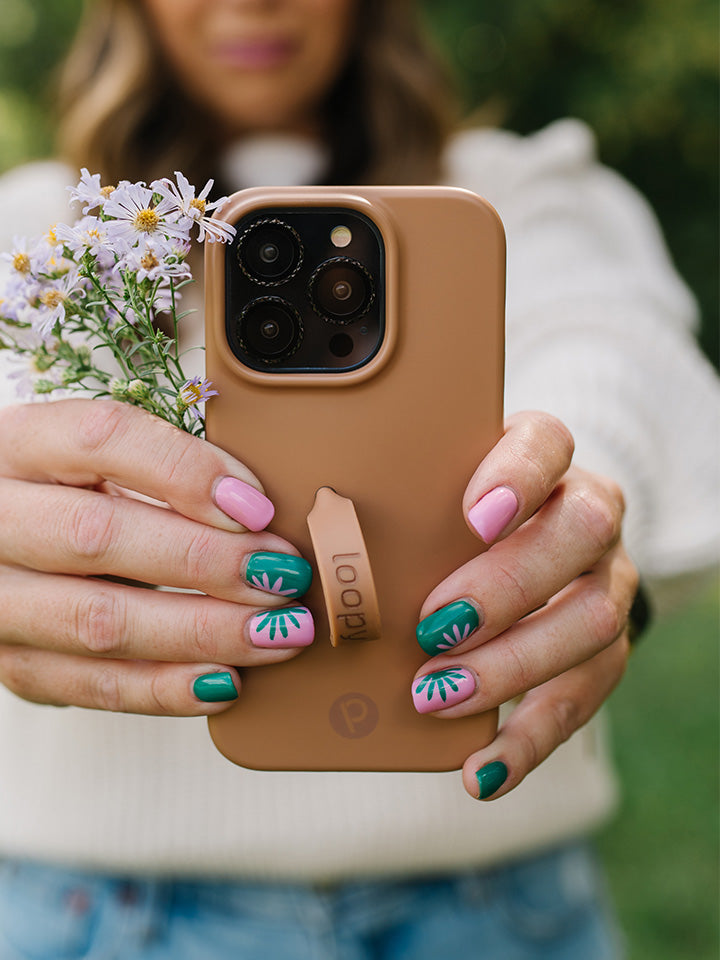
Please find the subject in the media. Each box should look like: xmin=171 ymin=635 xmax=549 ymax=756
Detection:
xmin=309 ymin=257 xmax=374 ymax=324
xmin=237 ymin=219 xmax=303 ymax=284
xmin=238 ymin=297 xmax=303 ymax=362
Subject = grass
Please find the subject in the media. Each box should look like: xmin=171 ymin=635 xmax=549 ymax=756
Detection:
xmin=597 ymin=581 xmax=719 ymax=960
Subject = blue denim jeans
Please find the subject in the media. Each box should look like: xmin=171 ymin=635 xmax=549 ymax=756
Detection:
xmin=0 ymin=841 xmax=624 ymax=960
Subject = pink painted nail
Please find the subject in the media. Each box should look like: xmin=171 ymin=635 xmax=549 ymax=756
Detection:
xmin=412 ymin=667 xmax=476 ymax=714
xmin=249 ymin=606 xmax=314 ymax=648
xmin=214 ymin=476 xmax=275 ymax=531
xmin=468 ymin=486 xmax=519 ymax=543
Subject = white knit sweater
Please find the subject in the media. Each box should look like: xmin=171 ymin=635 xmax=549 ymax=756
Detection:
xmin=0 ymin=120 xmax=717 ymax=879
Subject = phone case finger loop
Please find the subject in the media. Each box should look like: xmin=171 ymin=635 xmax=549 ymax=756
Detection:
xmin=306 ymin=486 xmax=381 ymax=646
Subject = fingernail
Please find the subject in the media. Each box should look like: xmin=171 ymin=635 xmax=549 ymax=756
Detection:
xmin=468 ymin=486 xmax=518 ymax=543
xmin=193 ymin=671 xmax=238 ymax=702
xmin=245 ymin=552 xmax=313 ymax=598
xmin=475 ymin=760 xmax=508 ymax=799
xmin=249 ymin=606 xmax=314 ymax=648
xmin=416 ymin=600 xmax=481 ymax=656
xmin=214 ymin=476 xmax=275 ymax=531
xmin=411 ymin=667 xmax=476 ymax=714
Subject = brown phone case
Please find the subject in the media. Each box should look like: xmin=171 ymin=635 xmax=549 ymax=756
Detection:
xmin=205 ymin=185 xmax=505 ymax=771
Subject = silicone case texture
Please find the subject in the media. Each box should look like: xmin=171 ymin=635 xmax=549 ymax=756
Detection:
xmin=205 ymin=186 xmax=506 ymax=771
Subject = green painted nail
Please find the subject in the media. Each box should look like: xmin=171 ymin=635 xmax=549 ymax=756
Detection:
xmin=245 ymin=552 xmax=313 ymax=598
xmin=193 ymin=671 xmax=238 ymax=703
xmin=476 ymin=760 xmax=508 ymax=799
xmin=416 ymin=600 xmax=480 ymax=655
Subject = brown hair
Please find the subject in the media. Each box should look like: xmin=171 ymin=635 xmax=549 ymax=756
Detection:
xmin=56 ymin=0 xmax=457 ymax=191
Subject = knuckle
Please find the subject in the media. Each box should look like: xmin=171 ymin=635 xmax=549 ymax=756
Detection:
xmin=90 ymin=667 xmax=124 ymax=712
xmin=600 ymin=476 xmax=626 ymax=516
xmin=158 ymin=432 xmax=203 ymax=493
xmin=64 ymin=494 xmax=116 ymax=565
xmin=492 ymin=560 xmax=533 ymax=615
xmin=73 ymin=588 xmax=125 ymax=655
xmin=0 ymin=648 xmax=31 ymax=699
xmin=501 ymin=639 xmax=535 ymax=694
xmin=0 ymin=647 xmax=57 ymax=706
xmin=570 ymin=488 xmax=621 ymax=552
xmin=148 ymin=668 xmax=175 ymax=716
xmin=582 ymin=586 xmax=622 ymax=646
xmin=182 ymin=526 xmax=219 ymax=587
xmin=514 ymin=724 xmax=541 ymax=773
xmin=190 ymin=604 xmax=219 ymax=662
xmin=75 ymin=400 xmax=130 ymax=458
xmin=533 ymin=411 xmax=575 ymax=465
xmin=548 ymin=695 xmax=581 ymax=745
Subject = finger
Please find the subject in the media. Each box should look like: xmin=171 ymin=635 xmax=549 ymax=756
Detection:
xmin=0 ymin=399 xmax=273 ymax=533
xmin=411 ymin=544 xmax=636 ymax=716
xmin=460 ymin=635 xmax=630 ymax=800
xmin=0 ymin=478 xmax=312 ymax=604
xmin=462 ymin=410 xmax=576 ymax=544
xmin=416 ymin=469 xmax=626 ymax=656
xmin=0 ymin=565 xmax=315 ymax=662
xmin=0 ymin=644 xmax=243 ymax=716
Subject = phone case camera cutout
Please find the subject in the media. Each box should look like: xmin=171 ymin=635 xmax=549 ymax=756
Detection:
xmin=205 ymin=186 xmax=505 ymax=772
xmin=229 ymin=208 xmax=384 ymax=372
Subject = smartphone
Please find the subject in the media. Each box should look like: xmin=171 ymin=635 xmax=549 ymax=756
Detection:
xmin=204 ymin=185 xmax=505 ymax=772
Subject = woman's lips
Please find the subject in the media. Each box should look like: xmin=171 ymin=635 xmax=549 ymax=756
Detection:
xmin=211 ymin=38 xmax=298 ymax=70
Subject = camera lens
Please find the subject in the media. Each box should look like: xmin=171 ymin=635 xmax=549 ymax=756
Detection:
xmin=309 ymin=258 xmax=374 ymax=324
xmin=259 ymin=243 xmax=280 ymax=264
xmin=238 ymin=297 xmax=303 ymax=362
xmin=237 ymin=219 xmax=302 ymax=284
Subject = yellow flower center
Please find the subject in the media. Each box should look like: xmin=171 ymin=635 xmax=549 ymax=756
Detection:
xmin=134 ymin=208 xmax=160 ymax=233
xmin=140 ymin=252 xmax=159 ymax=270
xmin=182 ymin=382 xmax=202 ymax=403
xmin=46 ymin=225 xmax=59 ymax=246
xmin=101 ymin=185 xmax=115 ymax=198
xmin=190 ymin=197 xmax=207 ymax=216
xmin=13 ymin=252 xmax=30 ymax=273
xmin=40 ymin=290 xmax=65 ymax=309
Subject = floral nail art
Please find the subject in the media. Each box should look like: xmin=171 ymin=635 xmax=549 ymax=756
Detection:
xmin=411 ymin=667 xmax=475 ymax=714
xmin=250 ymin=572 xmax=298 ymax=596
xmin=249 ymin=606 xmax=314 ymax=648
xmin=245 ymin=552 xmax=313 ymax=598
xmin=416 ymin=600 xmax=480 ymax=656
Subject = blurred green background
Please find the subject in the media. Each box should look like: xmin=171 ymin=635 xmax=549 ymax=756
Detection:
xmin=0 ymin=1 xmax=718 ymax=956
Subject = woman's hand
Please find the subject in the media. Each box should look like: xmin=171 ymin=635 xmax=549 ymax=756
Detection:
xmin=0 ymin=399 xmax=314 ymax=716
xmin=411 ymin=410 xmax=637 ymax=800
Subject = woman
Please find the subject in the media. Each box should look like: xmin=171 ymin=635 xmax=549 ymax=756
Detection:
xmin=0 ymin=1 xmax=716 ymax=957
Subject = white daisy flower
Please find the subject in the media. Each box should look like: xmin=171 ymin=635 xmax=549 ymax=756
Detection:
xmin=68 ymin=168 xmax=117 ymax=214
xmin=56 ymin=216 xmax=112 ymax=260
xmin=103 ymin=182 xmax=190 ymax=247
xmin=31 ymin=269 xmax=83 ymax=339
xmin=3 ymin=233 xmax=76 ymax=283
xmin=151 ymin=172 xmax=236 ymax=243
xmin=117 ymin=237 xmax=190 ymax=284
xmin=1 ymin=236 xmax=38 ymax=277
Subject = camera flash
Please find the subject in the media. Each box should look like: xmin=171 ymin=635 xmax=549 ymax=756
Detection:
xmin=330 ymin=225 xmax=352 ymax=248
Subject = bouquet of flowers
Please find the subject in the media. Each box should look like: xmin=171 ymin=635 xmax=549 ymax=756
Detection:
xmin=0 ymin=169 xmax=236 ymax=436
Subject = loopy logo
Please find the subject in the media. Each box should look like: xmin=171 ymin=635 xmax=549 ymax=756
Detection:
xmin=332 ymin=552 xmax=370 ymax=642
xmin=329 ymin=693 xmax=379 ymax=739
